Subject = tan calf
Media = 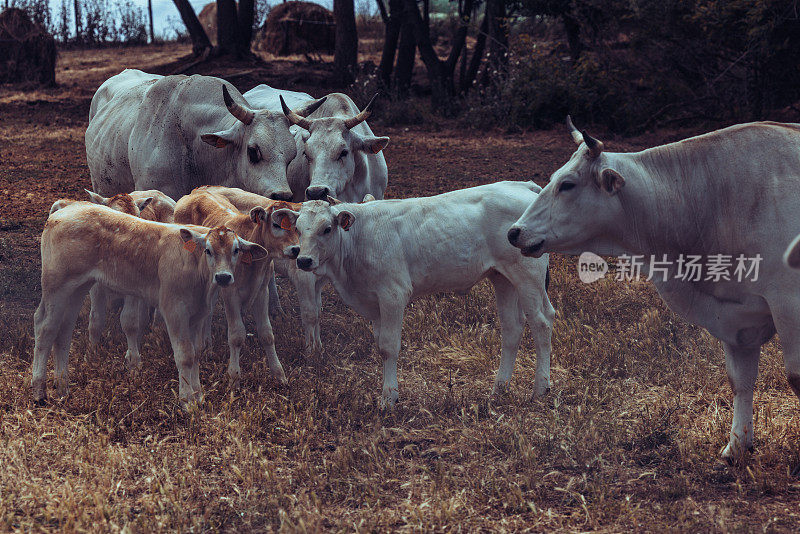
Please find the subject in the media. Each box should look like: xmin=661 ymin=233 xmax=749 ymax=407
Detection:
xmin=174 ymin=189 xmax=300 ymax=387
xmin=32 ymin=202 xmax=267 ymax=404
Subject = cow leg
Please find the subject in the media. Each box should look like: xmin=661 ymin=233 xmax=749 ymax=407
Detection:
xmin=253 ymin=286 xmax=288 ymax=385
xmin=720 ymin=342 xmax=760 ymax=460
xmin=377 ymin=298 xmax=405 ymax=410
xmin=120 ymin=297 xmax=146 ymax=371
xmin=521 ymin=287 xmax=556 ymax=399
xmin=488 ymin=274 xmax=525 ymax=397
xmin=87 ymin=283 xmax=107 ymax=346
xmin=51 ymin=294 xmax=86 ymax=399
xmin=221 ymin=290 xmax=247 ymax=388
xmin=267 ymin=273 xmax=285 ymax=320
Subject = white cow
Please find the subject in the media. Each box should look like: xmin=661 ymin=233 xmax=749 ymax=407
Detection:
xmin=33 ymin=202 xmax=267 ymax=404
xmin=278 ymin=181 xmax=554 ymax=409
xmin=508 ymin=118 xmax=800 ymax=461
xmin=85 ymin=71 xmax=326 ymax=201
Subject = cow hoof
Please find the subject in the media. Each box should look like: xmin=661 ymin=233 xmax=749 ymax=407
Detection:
xmin=380 ymin=389 xmax=399 ymax=411
xmin=33 ymin=395 xmax=48 ymax=407
xmin=531 ymin=386 xmax=551 ymax=399
xmin=491 ymin=382 xmax=509 ymax=398
xmin=272 ymin=369 xmax=288 ymax=386
xmin=228 ymin=374 xmax=241 ymax=390
xmin=720 ymin=442 xmax=754 ymax=464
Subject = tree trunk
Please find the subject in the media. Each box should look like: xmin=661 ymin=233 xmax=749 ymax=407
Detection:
xmin=237 ymin=0 xmax=255 ymax=54
xmin=375 ymin=0 xmax=388 ymax=24
xmin=562 ymin=13 xmax=582 ymax=62
xmin=148 ymin=0 xmax=154 ymax=43
xmin=461 ymin=14 xmax=487 ymax=92
xmin=171 ymin=0 xmax=212 ymax=55
xmin=394 ymin=8 xmax=416 ymax=93
xmin=486 ymin=0 xmax=508 ymax=68
xmin=216 ymin=0 xmax=240 ymax=56
xmin=402 ymin=0 xmax=452 ymax=110
xmin=73 ymin=0 xmax=81 ymax=42
xmin=333 ymin=0 xmax=358 ymax=85
xmin=377 ymin=0 xmax=402 ymax=87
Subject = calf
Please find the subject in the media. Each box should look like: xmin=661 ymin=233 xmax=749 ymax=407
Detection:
xmin=173 ymin=189 xmax=300 ymax=387
xmin=279 ymin=182 xmax=555 ymax=408
xmin=32 ymin=202 xmax=267 ymax=403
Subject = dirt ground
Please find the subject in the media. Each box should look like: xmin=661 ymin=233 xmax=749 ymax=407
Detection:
xmin=1 ymin=44 xmax=799 ymax=532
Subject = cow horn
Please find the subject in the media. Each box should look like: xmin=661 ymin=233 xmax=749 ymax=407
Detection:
xmin=280 ymin=95 xmax=313 ymax=130
xmin=344 ymin=93 xmax=378 ymax=129
xmin=582 ymin=130 xmax=605 ymax=158
xmin=566 ymin=115 xmax=583 ymax=145
xmin=326 ymin=195 xmax=343 ymax=205
xmin=223 ymin=85 xmax=254 ymax=125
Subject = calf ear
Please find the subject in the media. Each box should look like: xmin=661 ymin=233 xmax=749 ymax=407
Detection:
xmin=272 ymin=208 xmax=299 ymax=229
xmin=336 ymin=210 xmax=355 ymax=231
xmin=200 ymin=128 xmax=236 ymax=148
xmin=250 ymin=206 xmax=267 ymax=223
xmin=599 ymin=168 xmax=625 ymax=195
xmin=355 ymin=134 xmax=389 ymax=154
xmin=136 ymin=197 xmax=154 ymax=212
xmin=85 ymin=189 xmax=109 ymax=205
xmin=240 ymin=239 xmax=269 ymax=261
xmin=361 ymin=194 xmax=375 ymax=203
xmin=179 ymin=227 xmax=206 ymax=252
xmin=785 ymin=235 xmax=800 ymax=270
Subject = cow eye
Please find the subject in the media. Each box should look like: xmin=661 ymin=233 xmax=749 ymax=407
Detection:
xmin=248 ymin=146 xmax=262 ymax=164
xmin=323 ymin=226 xmax=331 ymax=234
xmin=233 ymin=248 xmax=239 ymax=255
xmin=338 ymin=149 xmax=348 ymax=160
xmin=273 ymin=222 xmax=282 ymax=229
xmin=205 ymin=249 xmax=212 ymax=256
xmin=558 ymin=181 xmax=575 ymax=192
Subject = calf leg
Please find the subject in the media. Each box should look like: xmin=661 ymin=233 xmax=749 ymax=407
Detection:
xmin=377 ymin=298 xmax=405 ymax=410
xmin=221 ymin=290 xmax=247 ymax=388
xmin=120 ymin=297 xmax=147 ymax=370
xmin=488 ymin=274 xmax=525 ymax=396
xmin=253 ymin=287 xmax=287 ymax=385
xmin=87 ymin=283 xmax=107 ymax=345
xmin=521 ymin=288 xmax=555 ymax=398
xmin=291 ymin=267 xmax=324 ymax=354
xmin=163 ymin=315 xmax=203 ymax=405
xmin=267 ymin=273 xmax=285 ymax=320
xmin=52 ymin=296 xmax=86 ymax=399
xmin=32 ymin=297 xmax=65 ymax=402
xmin=720 ymin=342 xmax=760 ymax=460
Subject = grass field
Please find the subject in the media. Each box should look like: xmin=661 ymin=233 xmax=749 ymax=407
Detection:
xmin=1 ymin=44 xmax=799 ymax=532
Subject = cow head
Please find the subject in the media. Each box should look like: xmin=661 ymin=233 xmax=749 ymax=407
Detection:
xmin=247 ymin=200 xmax=301 ymax=259
xmin=507 ymin=116 xmax=627 ymax=257
xmin=180 ymin=225 xmax=268 ymax=287
xmin=275 ymin=200 xmax=354 ymax=273
xmin=281 ymin=94 xmax=389 ymax=200
xmin=85 ymin=189 xmax=153 ymax=216
xmin=200 ymin=85 xmax=327 ymax=202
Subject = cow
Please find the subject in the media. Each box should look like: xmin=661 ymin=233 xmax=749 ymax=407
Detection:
xmin=85 ymin=71 xmax=327 ymax=201
xmin=277 ymin=181 xmax=554 ymax=409
xmin=507 ymin=117 xmax=800 ymax=462
xmin=173 ymin=188 xmax=301 ymax=387
xmin=32 ymin=202 xmax=267 ymax=404
xmin=88 ymin=68 xmax=161 ymax=121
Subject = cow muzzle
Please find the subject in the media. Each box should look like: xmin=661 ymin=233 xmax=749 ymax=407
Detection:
xmin=215 ymin=272 xmax=234 ymax=286
xmin=285 ymin=245 xmax=300 ymax=259
xmin=305 ymin=186 xmax=330 ymax=201
xmin=269 ymin=190 xmax=294 ymax=202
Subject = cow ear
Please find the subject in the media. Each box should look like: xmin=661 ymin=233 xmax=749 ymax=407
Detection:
xmin=272 ymin=208 xmax=299 ymax=229
xmin=355 ymin=134 xmax=389 ymax=154
xmin=250 ymin=206 xmax=267 ymax=223
xmin=136 ymin=196 xmax=153 ymax=212
xmin=336 ymin=210 xmax=355 ymax=231
xmin=85 ymin=189 xmax=109 ymax=205
xmin=239 ymin=238 xmax=269 ymax=261
xmin=361 ymin=194 xmax=375 ymax=203
xmin=179 ymin=227 xmax=206 ymax=251
xmin=599 ymin=168 xmax=625 ymax=195
xmin=785 ymin=234 xmax=800 ymax=270
xmin=200 ymin=129 xmax=236 ymax=148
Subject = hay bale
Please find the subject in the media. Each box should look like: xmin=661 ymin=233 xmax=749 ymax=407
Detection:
xmin=0 ymin=8 xmax=56 ymax=86
xmin=197 ymin=2 xmax=218 ymax=46
xmin=255 ymin=1 xmax=335 ymax=56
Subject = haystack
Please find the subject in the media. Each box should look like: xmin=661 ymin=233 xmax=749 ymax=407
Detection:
xmin=0 ymin=8 xmax=56 ymax=86
xmin=255 ymin=1 xmax=335 ymax=56
xmin=197 ymin=2 xmax=219 ymax=46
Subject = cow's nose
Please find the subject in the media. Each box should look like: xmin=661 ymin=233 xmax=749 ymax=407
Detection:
xmin=215 ymin=272 xmax=233 ymax=286
xmin=269 ymin=190 xmax=293 ymax=202
xmin=297 ymin=256 xmax=313 ymax=271
xmin=507 ymin=227 xmax=521 ymax=245
xmin=287 ymin=245 xmax=300 ymax=259
xmin=305 ymin=186 xmax=329 ymax=200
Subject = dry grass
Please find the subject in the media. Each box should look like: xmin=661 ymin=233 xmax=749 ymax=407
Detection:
xmin=1 ymin=44 xmax=800 ymax=532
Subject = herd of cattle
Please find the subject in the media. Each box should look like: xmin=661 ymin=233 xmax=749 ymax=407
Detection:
xmin=28 ymin=68 xmax=800 ymax=464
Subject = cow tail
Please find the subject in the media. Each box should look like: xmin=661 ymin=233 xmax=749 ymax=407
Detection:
xmin=545 ymin=266 xmax=550 ymax=291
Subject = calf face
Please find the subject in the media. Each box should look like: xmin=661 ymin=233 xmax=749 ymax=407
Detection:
xmin=276 ymin=201 xmax=354 ymax=272
xmin=181 ymin=226 xmax=269 ymax=287
xmin=248 ymin=200 xmax=301 ymax=259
